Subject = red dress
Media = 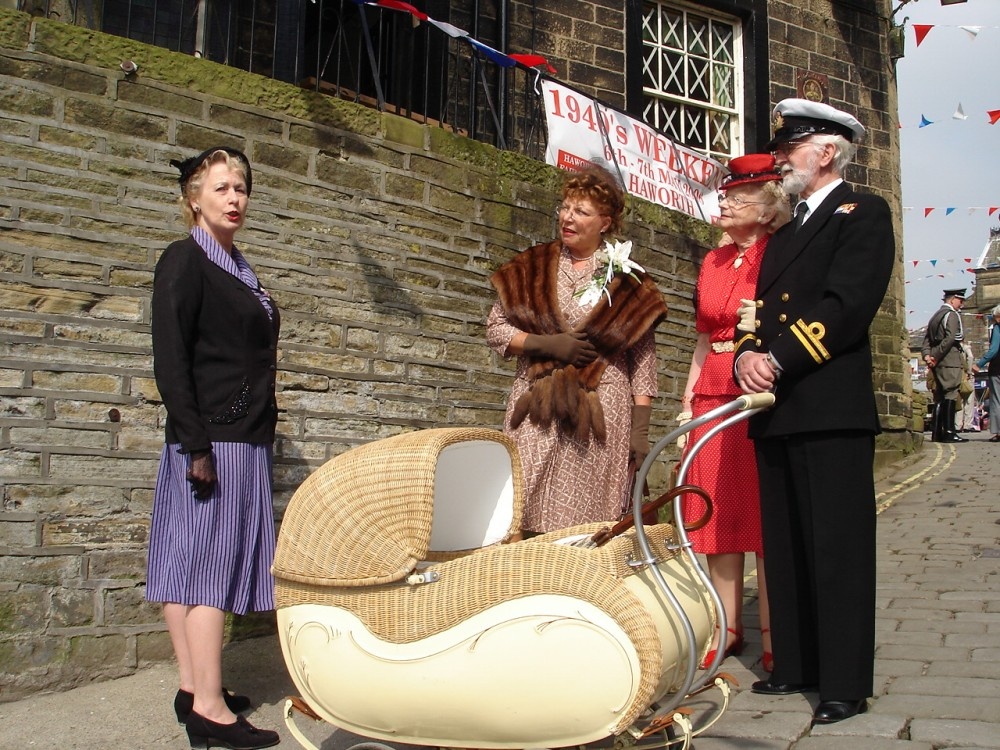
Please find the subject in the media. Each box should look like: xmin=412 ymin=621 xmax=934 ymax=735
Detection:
xmin=682 ymin=237 xmax=767 ymax=555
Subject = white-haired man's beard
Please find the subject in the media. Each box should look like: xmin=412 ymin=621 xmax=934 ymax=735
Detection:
xmin=780 ymin=149 xmax=820 ymax=196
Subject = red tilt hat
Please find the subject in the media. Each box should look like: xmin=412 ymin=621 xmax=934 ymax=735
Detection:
xmin=719 ymin=153 xmax=781 ymax=190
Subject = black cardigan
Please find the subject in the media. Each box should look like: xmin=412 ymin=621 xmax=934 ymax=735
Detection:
xmin=152 ymin=236 xmax=280 ymax=453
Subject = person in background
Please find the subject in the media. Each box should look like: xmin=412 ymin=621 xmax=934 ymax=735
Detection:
xmin=955 ymin=342 xmax=977 ymax=433
xmin=973 ymin=303 xmax=1000 ymax=442
xmin=735 ymin=99 xmax=894 ymax=726
xmin=148 ymin=147 xmax=280 ymax=749
xmin=921 ymin=288 xmax=968 ymax=443
xmin=487 ymin=166 xmax=667 ymax=535
xmin=679 ymin=153 xmax=790 ymax=672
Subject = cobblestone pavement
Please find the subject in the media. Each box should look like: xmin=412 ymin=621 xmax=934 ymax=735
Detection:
xmin=0 ymin=436 xmax=997 ymax=749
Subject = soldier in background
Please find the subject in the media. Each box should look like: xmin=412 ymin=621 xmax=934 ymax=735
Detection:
xmin=921 ymin=288 xmax=968 ymax=443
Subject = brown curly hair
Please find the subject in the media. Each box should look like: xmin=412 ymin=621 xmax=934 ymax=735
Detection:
xmin=562 ymin=165 xmax=626 ymax=236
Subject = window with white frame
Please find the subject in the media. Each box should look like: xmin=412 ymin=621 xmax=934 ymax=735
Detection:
xmin=640 ymin=1 xmax=742 ymax=160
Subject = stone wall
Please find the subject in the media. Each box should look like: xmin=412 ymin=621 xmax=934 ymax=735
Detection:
xmin=0 ymin=0 xmax=915 ymax=698
xmin=0 ymin=8 xmax=712 ymax=699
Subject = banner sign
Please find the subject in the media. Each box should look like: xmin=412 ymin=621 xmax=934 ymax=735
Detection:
xmin=542 ymin=80 xmax=725 ymax=223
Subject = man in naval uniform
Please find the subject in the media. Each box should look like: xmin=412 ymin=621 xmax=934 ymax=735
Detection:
xmin=920 ymin=288 xmax=968 ymax=443
xmin=733 ymin=98 xmax=895 ymax=726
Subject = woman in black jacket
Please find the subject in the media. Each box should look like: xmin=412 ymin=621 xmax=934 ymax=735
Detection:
xmin=147 ymin=147 xmax=280 ymax=749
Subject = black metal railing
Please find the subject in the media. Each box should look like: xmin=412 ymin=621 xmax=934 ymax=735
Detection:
xmin=18 ymin=0 xmax=555 ymax=159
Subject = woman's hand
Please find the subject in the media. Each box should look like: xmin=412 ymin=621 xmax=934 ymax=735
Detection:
xmin=523 ymin=332 xmax=598 ymax=367
xmin=186 ymin=450 xmax=217 ymax=500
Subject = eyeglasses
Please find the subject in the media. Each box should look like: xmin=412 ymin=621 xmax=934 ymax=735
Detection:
xmin=771 ymin=139 xmax=815 ymax=157
xmin=557 ymin=204 xmax=601 ymax=220
xmin=717 ymin=193 xmax=766 ymax=207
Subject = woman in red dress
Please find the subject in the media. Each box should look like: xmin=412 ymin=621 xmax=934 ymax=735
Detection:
xmin=679 ymin=154 xmax=790 ymax=671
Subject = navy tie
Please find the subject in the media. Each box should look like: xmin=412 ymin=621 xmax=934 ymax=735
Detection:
xmin=794 ymin=201 xmax=809 ymax=232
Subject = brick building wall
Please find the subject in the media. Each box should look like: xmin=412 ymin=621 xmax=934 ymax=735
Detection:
xmin=1 ymin=0 xmax=913 ymax=698
xmin=0 ymin=8 xmax=712 ymax=698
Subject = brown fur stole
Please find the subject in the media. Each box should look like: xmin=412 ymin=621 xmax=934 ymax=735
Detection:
xmin=490 ymin=240 xmax=668 ymax=442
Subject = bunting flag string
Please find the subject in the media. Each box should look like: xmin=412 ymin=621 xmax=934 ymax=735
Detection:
xmin=349 ymin=0 xmax=557 ymax=73
xmin=910 ymin=23 xmax=999 ymax=47
xmin=901 ymin=107 xmax=1000 ymax=127
xmin=902 ymin=206 xmax=1000 ymax=216
xmin=905 ymin=268 xmax=978 ymax=284
xmin=907 ymin=257 xmax=975 ymax=268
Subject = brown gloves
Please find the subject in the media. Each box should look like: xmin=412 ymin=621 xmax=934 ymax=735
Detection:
xmin=186 ymin=449 xmax=217 ymax=500
xmin=523 ymin=332 xmax=598 ymax=367
xmin=629 ymin=404 xmax=652 ymax=469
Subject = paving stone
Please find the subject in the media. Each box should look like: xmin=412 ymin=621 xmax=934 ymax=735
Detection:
xmin=908 ymin=718 xmax=1000 ymax=748
xmin=885 ymin=675 xmax=1000 ymax=698
xmin=872 ymin=694 xmax=1000 ymax=722
xmin=696 ymin=707 xmax=812 ymax=741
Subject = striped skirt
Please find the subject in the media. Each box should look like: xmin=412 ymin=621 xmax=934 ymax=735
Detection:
xmin=146 ymin=442 xmax=277 ymax=614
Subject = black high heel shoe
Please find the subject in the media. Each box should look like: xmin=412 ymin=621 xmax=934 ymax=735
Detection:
xmin=174 ymin=689 xmax=253 ymax=724
xmin=185 ymin=711 xmax=279 ymax=750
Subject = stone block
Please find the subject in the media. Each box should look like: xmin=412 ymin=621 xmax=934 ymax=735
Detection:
xmin=0 ymin=514 xmax=38 ymax=547
xmin=0 ymin=586 xmax=48 ymax=633
xmin=32 ymin=370 xmax=122 ymax=394
xmin=135 ymin=628 xmax=174 ymax=666
xmin=0 ymin=553 xmax=81 ymax=586
xmin=104 ymin=586 xmax=160 ymax=626
xmin=43 ymin=518 xmax=149 ymax=547
xmin=51 ymin=587 xmax=95 ymax=628
xmin=64 ymin=97 xmax=167 ymax=140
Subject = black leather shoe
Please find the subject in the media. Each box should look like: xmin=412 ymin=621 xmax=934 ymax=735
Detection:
xmin=751 ymin=680 xmax=817 ymax=695
xmin=174 ymin=689 xmax=253 ymax=724
xmin=812 ymin=698 xmax=868 ymax=725
xmin=185 ymin=711 xmax=279 ymax=749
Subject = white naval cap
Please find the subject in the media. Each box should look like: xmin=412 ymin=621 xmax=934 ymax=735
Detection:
xmin=766 ymin=98 xmax=866 ymax=151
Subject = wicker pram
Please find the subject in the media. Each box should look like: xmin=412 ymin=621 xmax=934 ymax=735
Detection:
xmin=274 ymin=395 xmax=774 ymax=750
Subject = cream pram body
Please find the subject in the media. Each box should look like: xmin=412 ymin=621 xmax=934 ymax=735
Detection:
xmin=273 ymin=427 xmax=716 ymax=748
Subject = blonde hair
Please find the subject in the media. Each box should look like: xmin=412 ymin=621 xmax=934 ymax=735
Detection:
xmin=178 ymin=150 xmax=249 ymax=229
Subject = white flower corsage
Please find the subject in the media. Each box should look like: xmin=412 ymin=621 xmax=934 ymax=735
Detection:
xmin=575 ymin=239 xmax=646 ymax=308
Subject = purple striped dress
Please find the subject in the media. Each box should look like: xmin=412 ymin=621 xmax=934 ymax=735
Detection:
xmin=146 ymin=228 xmax=276 ymax=614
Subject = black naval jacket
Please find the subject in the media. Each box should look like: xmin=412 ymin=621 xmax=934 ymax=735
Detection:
xmin=734 ymin=181 xmax=894 ymax=438
xmin=152 ymin=236 xmax=281 ymax=454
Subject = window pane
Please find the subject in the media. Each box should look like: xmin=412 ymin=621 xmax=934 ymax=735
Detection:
xmin=640 ymin=1 xmax=742 ymax=160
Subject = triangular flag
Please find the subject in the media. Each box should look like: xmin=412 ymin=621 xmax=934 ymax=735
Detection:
xmin=914 ymin=24 xmax=934 ymax=46
xmin=919 ymin=115 xmax=933 ymax=128
xmin=945 ymin=208 xmax=956 ymax=216
xmin=912 ymin=260 xmax=919 ymax=267
xmin=988 ymin=110 xmax=1000 ymax=125
xmin=959 ymin=25 xmax=981 ymax=40
xmin=953 ymin=103 xmax=967 ymax=120
xmin=990 ymin=207 xmax=999 ymax=216
xmin=466 ymin=37 xmax=517 ymax=68
xmin=924 ymin=208 xmax=935 ymax=217
xmin=930 ymin=259 xmax=938 ymax=266
xmin=509 ymin=54 xmax=557 ymax=74
xmin=374 ymin=0 xmax=428 ymax=21
xmin=427 ymin=18 xmax=468 ymax=37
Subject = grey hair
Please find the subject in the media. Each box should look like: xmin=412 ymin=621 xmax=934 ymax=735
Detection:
xmin=810 ymin=133 xmax=857 ymax=174
xmin=992 ymin=303 xmax=1000 ymax=317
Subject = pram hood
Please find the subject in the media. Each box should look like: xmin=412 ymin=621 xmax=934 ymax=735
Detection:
xmin=272 ymin=427 xmax=524 ymax=587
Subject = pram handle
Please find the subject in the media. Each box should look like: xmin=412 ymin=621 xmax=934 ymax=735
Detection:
xmin=736 ymin=392 xmax=776 ymax=411
xmin=589 ymin=483 xmax=712 ymax=547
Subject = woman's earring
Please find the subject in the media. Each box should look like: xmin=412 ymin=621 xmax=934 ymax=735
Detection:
xmin=193 ymin=205 xmax=200 ymax=212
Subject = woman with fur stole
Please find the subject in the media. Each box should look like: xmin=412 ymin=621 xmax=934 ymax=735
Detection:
xmin=487 ymin=166 xmax=666 ymax=534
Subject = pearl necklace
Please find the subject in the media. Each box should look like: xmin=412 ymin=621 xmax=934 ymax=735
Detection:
xmin=570 ymin=252 xmax=594 ymax=262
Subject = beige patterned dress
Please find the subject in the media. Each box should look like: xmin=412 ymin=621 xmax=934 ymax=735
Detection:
xmin=487 ymin=246 xmax=658 ymax=533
